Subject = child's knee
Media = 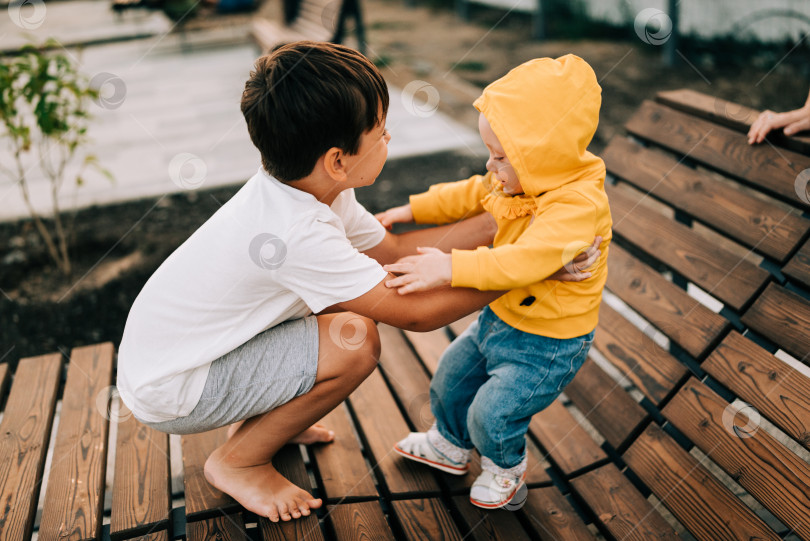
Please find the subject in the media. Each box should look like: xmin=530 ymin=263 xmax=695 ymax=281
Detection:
xmin=320 ymin=313 xmax=379 ymax=374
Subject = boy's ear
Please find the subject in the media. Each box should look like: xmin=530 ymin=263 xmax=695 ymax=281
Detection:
xmin=322 ymin=147 xmax=348 ymax=182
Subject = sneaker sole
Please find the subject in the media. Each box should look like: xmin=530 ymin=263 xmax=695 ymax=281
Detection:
xmin=469 ymin=473 xmax=527 ymax=509
xmin=393 ymin=444 xmax=469 ymax=476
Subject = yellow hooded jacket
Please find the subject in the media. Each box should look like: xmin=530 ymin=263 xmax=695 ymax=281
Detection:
xmin=409 ymin=55 xmax=612 ymax=338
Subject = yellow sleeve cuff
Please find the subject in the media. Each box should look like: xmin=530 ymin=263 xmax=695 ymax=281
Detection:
xmin=451 ymin=248 xmax=484 ymax=289
xmin=409 ymin=192 xmax=440 ymax=224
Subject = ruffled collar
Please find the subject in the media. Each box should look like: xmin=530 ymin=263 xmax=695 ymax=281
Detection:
xmin=481 ymin=182 xmax=537 ymax=219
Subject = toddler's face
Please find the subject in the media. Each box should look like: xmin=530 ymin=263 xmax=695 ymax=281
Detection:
xmin=478 ymin=113 xmax=524 ymax=196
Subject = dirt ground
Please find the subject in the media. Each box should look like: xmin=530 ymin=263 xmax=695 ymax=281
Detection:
xmin=2 ymin=0 xmax=808 ymax=362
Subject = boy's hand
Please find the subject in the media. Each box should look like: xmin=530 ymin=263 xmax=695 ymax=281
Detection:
xmin=383 ymin=247 xmax=451 ymax=294
xmin=375 ymin=204 xmax=414 ymax=230
xmin=548 ymin=236 xmax=602 ymax=281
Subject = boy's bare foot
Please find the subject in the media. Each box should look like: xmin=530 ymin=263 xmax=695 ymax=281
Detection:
xmin=204 ymin=450 xmax=322 ymax=522
xmin=227 ymin=421 xmax=334 ymax=444
xmin=290 ymin=423 xmax=335 ymax=444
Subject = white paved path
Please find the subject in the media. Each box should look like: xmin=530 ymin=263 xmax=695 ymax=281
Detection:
xmin=0 ymin=27 xmax=483 ymax=221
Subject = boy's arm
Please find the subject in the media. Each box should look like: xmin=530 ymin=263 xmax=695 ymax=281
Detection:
xmin=362 ymin=212 xmax=497 ymax=266
xmin=330 ymin=276 xmax=503 ymax=332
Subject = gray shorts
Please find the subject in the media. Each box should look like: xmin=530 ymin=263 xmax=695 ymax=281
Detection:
xmin=139 ymin=316 xmax=320 ymax=435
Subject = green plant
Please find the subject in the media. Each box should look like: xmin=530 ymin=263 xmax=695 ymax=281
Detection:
xmin=0 ymin=42 xmax=112 ymax=276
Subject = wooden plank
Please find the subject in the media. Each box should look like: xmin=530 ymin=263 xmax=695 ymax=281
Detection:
xmin=390 ymin=498 xmax=463 ymax=541
xmin=625 ymin=100 xmax=810 ymax=208
xmin=623 ymin=423 xmax=780 ymax=540
xmin=528 ymin=400 xmax=607 ymax=477
xmin=347 ymin=368 xmax=441 ymax=496
xmin=0 ymin=353 xmax=62 ymax=541
xmin=703 ymin=331 xmax=810 ymax=449
xmin=570 ymin=464 xmax=678 ymax=541
xmin=328 ymin=501 xmax=396 ymax=541
xmin=39 ymin=343 xmax=115 ymax=541
xmin=260 ymin=445 xmax=324 ymax=541
xmin=595 ymin=304 xmax=687 ymax=405
xmin=663 ymin=377 xmax=810 ymax=538
xmin=656 ymin=88 xmax=810 ymax=155
xmin=450 ymin=494 xmax=533 ymax=540
xmin=378 ymin=325 xmax=435 ymax=432
xmin=404 ymin=328 xmax=451 ymax=375
xmin=563 ymin=359 xmax=648 ymax=450
xmin=607 ymin=182 xmax=770 ymax=311
xmin=110 ymin=401 xmax=171 ymax=540
xmin=309 ymin=403 xmax=378 ymax=501
xmin=396 ymin=327 xmax=552 ymax=488
xmin=783 ymin=237 xmax=810 ymax=290
xmin=741 ymin=282 xmax=810 ymax=365
xmin=604 ymin=136 xmax=810 ymax=262
xmin=606 ymin=243 xmax=729 ymax=359
xmin=182 ymin=427 xmax=238 ymax=520
xmin=520 ymin=486 xmax=596 ymax=540
xmin=187 ymin=513 xmax=246 ymax=541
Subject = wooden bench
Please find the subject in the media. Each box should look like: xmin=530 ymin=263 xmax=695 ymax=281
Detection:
xmin=250 ymin=0 xmax=366 ymax=55
xmin=2 ymin=88 xmax=809 ymax=539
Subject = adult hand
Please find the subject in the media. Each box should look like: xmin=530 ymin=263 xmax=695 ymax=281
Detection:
xmin=748 ymin=105 xmax=810 ymax=144
xmin=547 ymin=236 xmax=603 ymax=281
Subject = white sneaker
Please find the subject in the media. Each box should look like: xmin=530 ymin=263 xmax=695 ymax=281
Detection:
xmin=393 ymin=432 xmax=470 ymax=475
xmin=469 ymin=469 xmax=527 ymax=509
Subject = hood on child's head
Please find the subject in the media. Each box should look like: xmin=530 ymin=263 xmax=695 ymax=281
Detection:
xmin=473 ymin=54 xmax=604 ymax=198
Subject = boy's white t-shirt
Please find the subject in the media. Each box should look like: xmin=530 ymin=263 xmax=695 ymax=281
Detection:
xmin=117 ymin=169 xmax=387 ymax=423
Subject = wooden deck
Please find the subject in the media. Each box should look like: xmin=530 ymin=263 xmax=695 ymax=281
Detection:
xmin=1 ymin=89 xmax=810 ymax=540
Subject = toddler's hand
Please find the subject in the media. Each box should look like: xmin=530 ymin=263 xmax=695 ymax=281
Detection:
xmin=748 ymin=107 xmax=810 ymax=144
xmin=548 ymin=236 xmax=602 ymax=282
xmin=383 ymin=247 xmax=451 ymax=294
xmin=375 ymin=204 xmax=414 ymax=230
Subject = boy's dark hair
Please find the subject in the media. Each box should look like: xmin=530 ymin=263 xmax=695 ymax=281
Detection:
xmin=241 ymin=41 xmax=389 ymax=181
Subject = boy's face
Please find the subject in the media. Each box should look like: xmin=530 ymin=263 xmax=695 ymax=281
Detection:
xmin=344 ymin=115 xmax=391 ymax=188
xmin=479 ymin=113 xmax=523 ymax=196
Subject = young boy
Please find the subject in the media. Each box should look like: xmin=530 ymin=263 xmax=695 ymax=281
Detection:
xmin=377 ymin=55 xmax=612 ymax=508
xmin=117 ymin=42 xmax=597 ymax=523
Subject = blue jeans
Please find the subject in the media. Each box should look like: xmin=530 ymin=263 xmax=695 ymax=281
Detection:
xmin=430 ymin=306 xmax=594 ymax=470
